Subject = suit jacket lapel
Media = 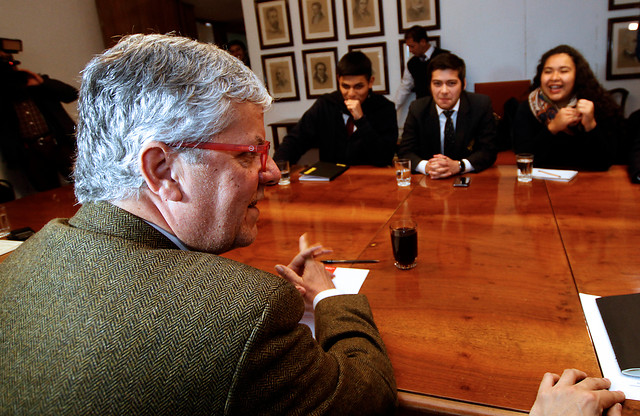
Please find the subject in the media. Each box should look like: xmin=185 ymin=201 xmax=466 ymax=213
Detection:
xmin=455 ymin=92 xmax=470 ymax=151
xmin=426 ymin=99 xmax=441 ymax=155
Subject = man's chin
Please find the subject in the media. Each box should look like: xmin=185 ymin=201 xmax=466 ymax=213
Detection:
xmin=232 ymin=225 xmax=259 ymax=249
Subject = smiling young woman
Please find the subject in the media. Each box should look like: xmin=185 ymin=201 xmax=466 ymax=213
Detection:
xmin=513 ymin=44 xmax=623 ymax=171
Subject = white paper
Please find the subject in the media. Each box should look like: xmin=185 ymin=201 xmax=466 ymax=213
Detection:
xmin=532 ymin=168 xmax=578 ymax=181
xmin=0 ymin=240 xmax=22 ymax=256
xmin=579 ymin=293 xmax=640 ymax=400
xmin=299 ymin=267 xmax=369 ymax=337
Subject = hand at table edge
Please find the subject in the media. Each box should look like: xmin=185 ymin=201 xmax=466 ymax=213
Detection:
xmin=529 ymin=369 xmax=625 ymax=416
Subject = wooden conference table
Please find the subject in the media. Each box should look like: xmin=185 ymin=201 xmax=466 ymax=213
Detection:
xmin=3 ymin=164 xmax=640 ymax=415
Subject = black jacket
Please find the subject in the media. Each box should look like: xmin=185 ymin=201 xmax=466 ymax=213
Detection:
xmin=273 ymin=90 xmax=398 ymax=166
xmin=398 ymin=91 xmax=498 ymax=173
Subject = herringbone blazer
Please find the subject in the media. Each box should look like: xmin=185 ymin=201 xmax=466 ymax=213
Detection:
xmin=0 ymin=202 xmax=396 ymax=415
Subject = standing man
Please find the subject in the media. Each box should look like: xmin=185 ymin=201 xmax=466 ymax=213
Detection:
xmin=0 ymin=44 xmax=77 ymax=192
xmin=274 ymin=51 xmax=397 ymax=167
xmin=394 ymin=25 xmax=448 ymax=111
xmin=398 ymin=52 xmax=497 ymax=178
xmin=0 ymin=34 xmax=397 ymax=415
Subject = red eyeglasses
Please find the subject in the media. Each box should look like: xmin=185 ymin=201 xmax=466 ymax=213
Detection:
xmin=172 ymin=141 xmax=271 ymax=172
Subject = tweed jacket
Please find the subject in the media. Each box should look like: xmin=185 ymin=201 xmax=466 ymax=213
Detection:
xmin=0 ymin=202 xmax=396 ymax=415
xmin=398 ymin=91 xmax=498 ymax=173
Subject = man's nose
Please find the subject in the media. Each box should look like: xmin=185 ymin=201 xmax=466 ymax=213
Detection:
xmin=260 ymin=155 xmax=281 ymax=185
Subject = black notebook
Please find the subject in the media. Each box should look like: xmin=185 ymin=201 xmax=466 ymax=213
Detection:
xmin=299 ymin=161 xmax=349 ymax=182
xmin=596 ymin=293 xmax=640 ymax=377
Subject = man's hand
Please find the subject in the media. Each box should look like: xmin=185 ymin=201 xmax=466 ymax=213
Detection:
xmin=275 ymin=234 xmax=335 ymax=305
xmin=529 ymin=369 xmax=625 ymax=416
xmin=345 ymin=99 xmax=364 ymax=120
xmin=427 ymin=154 xmax=459 ymax=179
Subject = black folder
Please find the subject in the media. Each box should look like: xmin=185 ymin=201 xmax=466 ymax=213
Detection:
xmin=299 ymin=161 xmax=349 ymax=182
xmin=596 ymin=293 xmax=640 ymax=377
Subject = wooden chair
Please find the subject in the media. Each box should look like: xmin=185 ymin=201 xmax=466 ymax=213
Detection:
xmin=475 ymin=80 xmax=531 ymax=158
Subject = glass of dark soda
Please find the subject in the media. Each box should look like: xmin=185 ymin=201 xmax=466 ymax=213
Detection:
xmin=390 ymin=219 xmax=417 ymax=269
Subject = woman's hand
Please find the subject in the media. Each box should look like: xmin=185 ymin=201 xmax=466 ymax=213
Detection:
xmin=576 ymin=99 xmax=597 ymax=132
xmin=547 ymin=107 xmax=581 ymax=134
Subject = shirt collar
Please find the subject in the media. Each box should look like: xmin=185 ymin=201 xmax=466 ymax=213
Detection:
xmin=421 ymin=45 xmax=436 ymax=61
xmin=145 ymin=220 xmax=190 ymax=251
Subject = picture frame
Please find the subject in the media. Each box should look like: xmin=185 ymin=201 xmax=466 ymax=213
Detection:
xmin=343 ymin=0 xmax=385 ymax=39
xmin=262 ymin=52 xmax=300 ymax=101
xmin=398 ymin=36 xmax=440 ymax=74
xmin=397 ymin=0 xmax=440 ymax=32
xmin=302 ymin=48 xmax=338 ymax=98
xmin=299 ymin=0 xmax=338 ymax=43
xmin=608 ymin=0 xmax=640 ymax=10
xmin=255 ymin=0 xmax=293 ymax=49
xmin=348 ymin=43 xmax=389 ymax=94
xmin=606 ymin=16 xmax=640 ymax=80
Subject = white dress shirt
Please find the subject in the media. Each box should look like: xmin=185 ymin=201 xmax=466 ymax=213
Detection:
xmin=416 ymin=99 xmax=474 ymax=174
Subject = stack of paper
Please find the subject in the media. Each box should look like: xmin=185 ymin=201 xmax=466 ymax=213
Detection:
xmin=580 ymin=293 xmax=640 ymax=400
xmin=532 ymin=168 xmax=578 ymax=182
xmin=0 ymin=240 xmax=23 ymax=256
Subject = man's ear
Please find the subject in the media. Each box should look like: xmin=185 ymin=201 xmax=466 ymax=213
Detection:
xmin=140 ymin=142 xmax=184 ymax=202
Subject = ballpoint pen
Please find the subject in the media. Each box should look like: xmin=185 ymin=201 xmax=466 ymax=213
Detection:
xmin=321 ymin=259 xmax=380 ymax=264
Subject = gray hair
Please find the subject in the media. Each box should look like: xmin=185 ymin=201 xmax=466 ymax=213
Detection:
xmin=74 ymin=33 xmax=272 ymax=203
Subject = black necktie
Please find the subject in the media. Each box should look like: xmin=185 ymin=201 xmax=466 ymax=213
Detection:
xmin=443 ymin=110 xmax=455 ymax=155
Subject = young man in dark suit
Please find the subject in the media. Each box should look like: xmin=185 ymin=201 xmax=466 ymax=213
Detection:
xmin=398 ymin=52 xmax=498 ymax=179
xmin=273 ymin=51 xmax=397 ymax=167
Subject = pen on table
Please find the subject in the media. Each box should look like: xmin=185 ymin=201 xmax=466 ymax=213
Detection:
xmin=321 ymin=259 xmax=380 ymax=264
xmin=538 ymin=170 xmax=561 ymax=178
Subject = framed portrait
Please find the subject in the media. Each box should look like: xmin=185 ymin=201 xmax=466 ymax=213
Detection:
xmin=398 ymin=36 xmax=440 ymax=74
xmin=397 ymin=0 xmax=440 ymax=32
xmin=609 ymin=0 xmax=640 ymax=10
xmin=348 ymin=43 xmax=389 ymax=94
xmin=299 ymin=0 xmax=337 ymax=43
xmin=256 ymin=0 xmax=293 ymax=49
xmin=262 ymin=52 xmax=300 ymax=101
xmin=343 ymin=0 xmax=384 ymax=39
xmin=302 ymin=48 xmax=338 ymax=98
xmin=606 ymin=16 xmax=640 ymax=80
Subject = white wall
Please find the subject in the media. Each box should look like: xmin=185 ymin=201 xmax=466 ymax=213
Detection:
xmin=242 ymin=0 xmax=640 ymax=147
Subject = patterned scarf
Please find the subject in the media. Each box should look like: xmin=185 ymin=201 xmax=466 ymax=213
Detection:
xmin=528 ymin=87 xmax=580 ymax=133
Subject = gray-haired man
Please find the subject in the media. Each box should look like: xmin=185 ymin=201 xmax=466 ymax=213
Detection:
xmin=0 ymin=34 xmax=397 ymax=415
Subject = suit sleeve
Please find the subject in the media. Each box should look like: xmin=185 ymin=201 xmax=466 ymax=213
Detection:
xmin=466 ymin=95 xmax=498 ymax=172
xmin=226 ymin=285 xmax=397 ymax=415
xmin=347 ymin=99 xmax=398 ymax=167
xmin=397 ymin=100 xmax=426 ymax=171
